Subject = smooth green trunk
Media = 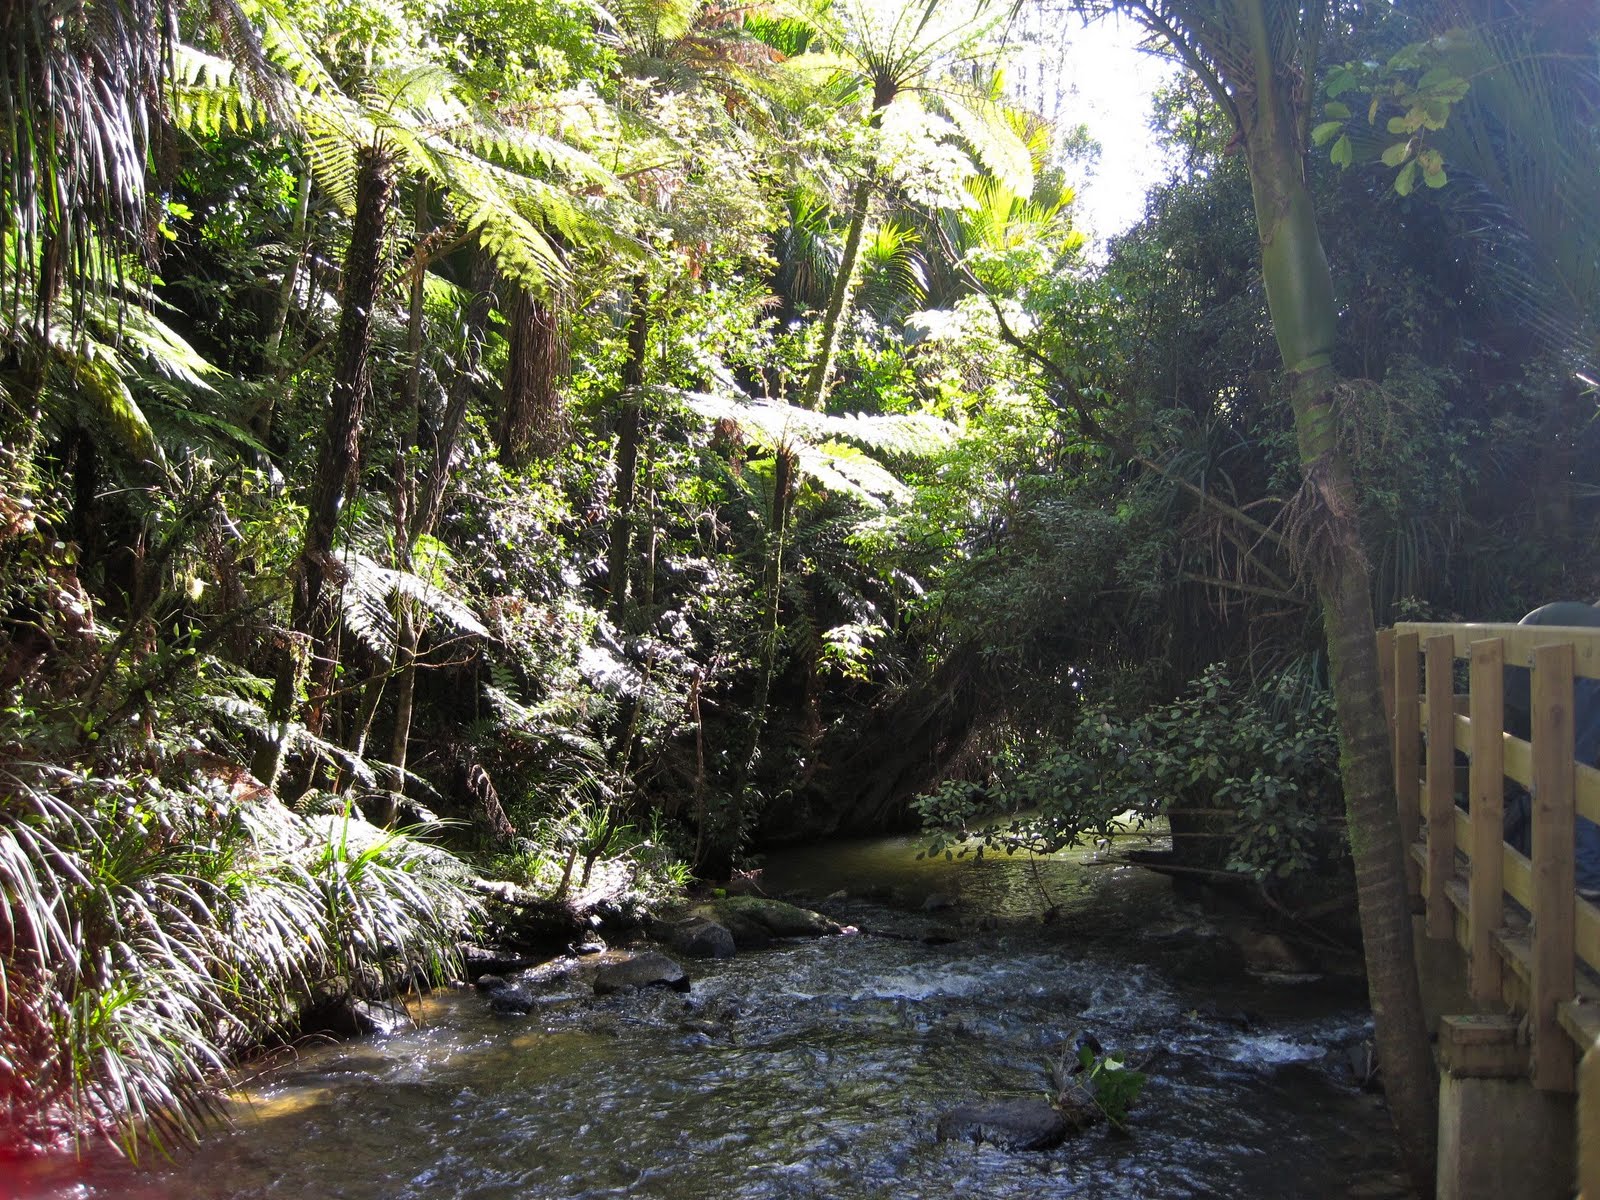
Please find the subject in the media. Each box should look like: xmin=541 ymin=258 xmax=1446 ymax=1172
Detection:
xmin=1239 ymin=10 xmax=1438 ymax=1186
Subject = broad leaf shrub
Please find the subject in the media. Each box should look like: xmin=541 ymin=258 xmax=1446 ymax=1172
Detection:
xmin=916 ymin=665 xmax=1341 ymax=881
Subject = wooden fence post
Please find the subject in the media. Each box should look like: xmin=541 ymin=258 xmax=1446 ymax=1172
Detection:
xmin=1425 ymin=634 xmax=1457 ymax=939
xmin=1378 ymin=629 xmax=1396 ymax=727
xmin=1394 ymin=631 xmax=1422 ymax=895
xmin=1531 ymin=641 xmax=1576 ymax=1091
xmin=1468 ymin=637 xmax=1504 ymax=1003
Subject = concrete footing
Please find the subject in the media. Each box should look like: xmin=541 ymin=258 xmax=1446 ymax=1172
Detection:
xmin=1436 ymin=1015 xmax=1575 ymax=1200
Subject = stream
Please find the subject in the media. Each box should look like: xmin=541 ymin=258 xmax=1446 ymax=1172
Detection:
xmin=12 ymin=833 xmax=1409 ymax=1199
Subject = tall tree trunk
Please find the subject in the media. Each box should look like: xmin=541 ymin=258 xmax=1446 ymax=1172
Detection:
xmin=371 ymin=183 xmax=431 ymax=817
xmin=254 ymin=147 xmax=395 ymax=786
xmin=798 ymin=75 xmax=897 ymax=411
xmin=1240 ymin=9 xmax=1437 ymax=1187
xmin=264 ymin=169 xmax=313 ymax=363
xmin=497 ymin=288 xmax=568 ymax=468
xmin=712 ymin=446 xmax=795 ymax=874
xmin=384 ymin=254 xmax=497 ymax=807
xmin=606 ymin=278 xmax=649 ymax=625
xmin=798 ymin=178 xmax=873 ymax=411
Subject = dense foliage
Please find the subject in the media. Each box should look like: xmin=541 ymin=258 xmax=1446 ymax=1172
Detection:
xmin=0 ymin=0 xmax=1595 ymax=1158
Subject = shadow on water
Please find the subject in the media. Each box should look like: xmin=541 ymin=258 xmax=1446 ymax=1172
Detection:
xmin=11 ymin=834 xmax=1409 ymax=1200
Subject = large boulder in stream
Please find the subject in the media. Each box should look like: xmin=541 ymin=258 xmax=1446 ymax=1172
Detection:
xmin=935 ymin=1100 xmax=1070 ymax=1151
xmin=662 ymin=916 xmax=737 ymax=960
xmin=593 ymin=952 xmax=691 ymax=994
xmin=690 ymin=896 xmax=841 ymax=949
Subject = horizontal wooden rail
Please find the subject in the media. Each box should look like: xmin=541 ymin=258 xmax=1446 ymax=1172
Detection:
xmin=1394 ymin=621 xmax=1600 ymax=681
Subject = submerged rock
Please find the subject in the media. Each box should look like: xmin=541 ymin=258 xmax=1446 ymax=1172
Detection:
xmin=935 ymin=1100 xmax=1070 ymax=1151
xmin=593 ymin=952 xmax=691 ymax=994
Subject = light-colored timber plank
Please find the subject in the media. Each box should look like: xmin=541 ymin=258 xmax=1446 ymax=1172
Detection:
xmin=1396 ymin=622 xmax=1600 ymax=681
xmin=1531 ymin=642 xmax=1577 ymax=1090
xmin=1470 ymin=638 xmax=1506 ymax=1002
xmin=1426 ymin=635 xmax=1458 ymax=939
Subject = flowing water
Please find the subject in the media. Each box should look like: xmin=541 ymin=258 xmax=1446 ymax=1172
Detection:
xmin=12 ymin=834 xmax=1409 ymax=1200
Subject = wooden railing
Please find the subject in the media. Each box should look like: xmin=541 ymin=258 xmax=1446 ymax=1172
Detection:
xmin=1378 ymin=622 xmax=1600 ymax=1094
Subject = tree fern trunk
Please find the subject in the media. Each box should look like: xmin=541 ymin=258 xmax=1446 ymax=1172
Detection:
xmin=255 ymin=147 xmax=394 ymax=786
xmin=1240 ymin=14 xmax=1437 ymax=1185
xmin=606 ymin=278 xmax=649 ymax=625
xmin=497 ymin=288 xmax=568 ymax=468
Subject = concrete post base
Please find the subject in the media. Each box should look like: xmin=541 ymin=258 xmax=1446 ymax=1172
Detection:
xmin=1436 ymin=1016 xmax=1575 ymax=1200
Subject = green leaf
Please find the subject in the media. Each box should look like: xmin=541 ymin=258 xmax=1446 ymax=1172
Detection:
xmin=1323 ymin=101 xmax=1351 ymax=121
xmin=1311 ymin=121 xmax=1344 ymax=148
xmin=1330 ymin=134 xmax=1353 ymax=168
xmin=1325 ymin=66 xmax=1358 ymax=98
xmin=1395 ymin=159 xmax=1419 ymax=196
xmin=1381 ymin=141 xmax=1412 ymax=168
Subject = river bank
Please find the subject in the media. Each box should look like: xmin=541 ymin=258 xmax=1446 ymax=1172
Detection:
xmin=11 ymin=835 xmax=1409 ymax=1200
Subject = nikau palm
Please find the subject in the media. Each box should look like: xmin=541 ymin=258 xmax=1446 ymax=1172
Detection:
xmin=1094 ymin=0 xmax=1438 ymax=1185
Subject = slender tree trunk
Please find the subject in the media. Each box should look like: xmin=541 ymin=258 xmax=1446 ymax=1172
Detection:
xmin=715 ymin=446 xmax=795 ymax=872
xmin=254 ymin=148 xmax=394 ymax=786
xmin=799 ymin=75 xmax=897 ymax=411
xmin=368 ymin=184 xmax=432 ymax=818
xmin=264 ymin=169 xmax=313 ymax=362
xmin=384 ymin=254 xmax=496 ymax=806
xmin=497 ymin=287 xmax=568 ymax=468
xmin=1240 ymin=11 xmax=1437 ymax=1187
xmin=606 ymin=278 xmax=649 ymax=625
xmin=799 ymin=178 xmax=873 ymax=410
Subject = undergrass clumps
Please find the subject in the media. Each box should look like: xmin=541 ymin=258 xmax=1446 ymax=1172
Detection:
xmin=0 ymin=763 xmax=480 ymax=1158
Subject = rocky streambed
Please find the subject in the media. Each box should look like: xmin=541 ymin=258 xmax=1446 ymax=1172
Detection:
xmin=13 ymin=835 xmax=1411 ymax=1200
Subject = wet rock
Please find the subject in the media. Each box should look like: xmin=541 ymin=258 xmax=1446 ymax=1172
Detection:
xmin=474 ymin=973 xmax=508 ymax=992
xmin=298 ymin=990 xmax=412 ymax=1038
xmin=571 ymin=940 xmax=607 ymax=956
xmin=349 ymin=998 xmax=412 ymax=1036
xmin=1230 ymin=928 xmax=1311 ymax=975
xmin=486 ymin=986 xmax=538 ymax=1015
xmin=1191 ymin=1004 xmax=1260 ymax=1032
xmin=921 ymin=925 xmax=960 ymax=946
xmin=462 ymin=946 xmax=536 ymax=978
xmin=593 ymin=952 xmax=691 ymax=995
xmin=922 ymin=891 xmax=957 ymax=912
xmin=694 ymin=896 xmax=841 ymax=940
xmin=935 ymin=1100 xmax=1070 ymax=1151
xmin=664 ymin=916 xmax=737 ymax=960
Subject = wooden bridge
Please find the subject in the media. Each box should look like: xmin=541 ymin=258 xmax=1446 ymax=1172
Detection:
xmin=1378 ymin=621 xmax=1600 ymax=1199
